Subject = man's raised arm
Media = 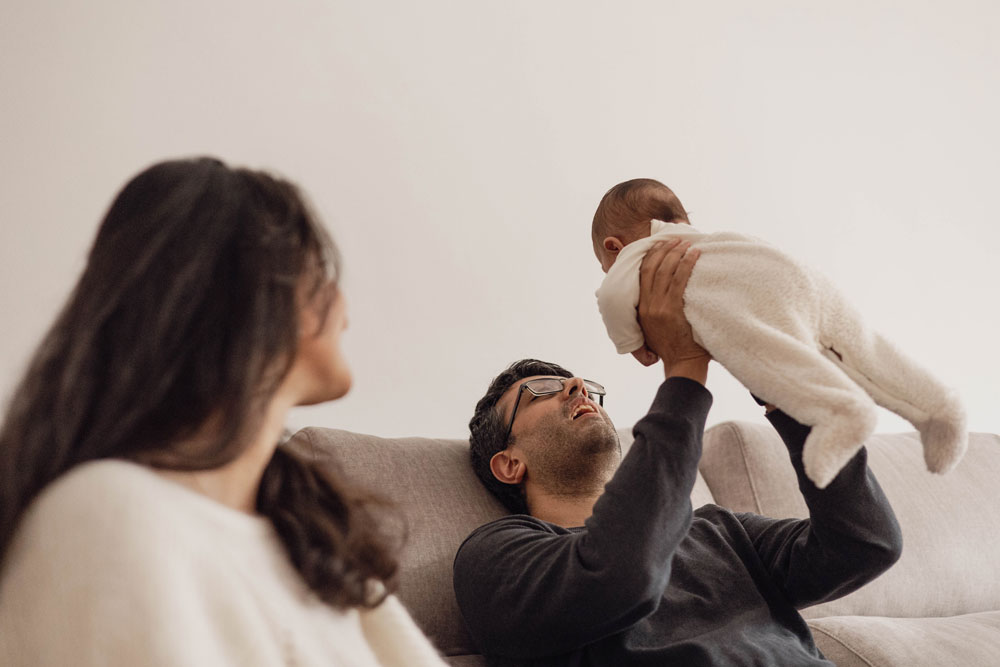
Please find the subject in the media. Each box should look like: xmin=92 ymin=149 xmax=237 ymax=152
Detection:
xmin=738 ymin=410 xmax=903 ymax=609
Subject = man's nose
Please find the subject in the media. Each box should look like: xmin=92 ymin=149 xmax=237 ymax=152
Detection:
xmin=563 ymin=377 xmax=589 ymax=399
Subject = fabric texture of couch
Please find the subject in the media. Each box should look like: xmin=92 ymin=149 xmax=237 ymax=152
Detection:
xmin=287 ymin=421 xmax=1000 ymax=666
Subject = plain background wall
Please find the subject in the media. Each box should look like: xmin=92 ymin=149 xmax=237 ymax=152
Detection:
xmin=2 ymin=1 xmax=997 ymax=440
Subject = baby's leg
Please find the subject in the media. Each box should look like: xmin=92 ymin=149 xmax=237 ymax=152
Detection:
xmin=692 ymin=313 xmax=878 ymax=489
xmin=818 ymin=289 xmax=967 ymax=474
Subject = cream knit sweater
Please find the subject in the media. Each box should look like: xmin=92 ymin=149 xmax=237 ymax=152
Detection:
xmin=0 ymin=460 xmax=447 ymax=667
xmin=596 ymin=220 xmax=967 ymax=488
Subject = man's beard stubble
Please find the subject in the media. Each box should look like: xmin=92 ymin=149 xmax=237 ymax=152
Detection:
xmin=526 ymin=411 xmax=622 ymax=498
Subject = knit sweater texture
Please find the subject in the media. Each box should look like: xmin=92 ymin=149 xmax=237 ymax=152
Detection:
xmin=0 ymin=460 xmax=446 ymax=666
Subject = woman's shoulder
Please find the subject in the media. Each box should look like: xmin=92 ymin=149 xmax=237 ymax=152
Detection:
xmin=0 ymin=462 xmax=204 ymax=632
xmin=41 ymin=457 xmax=173 ymax=497
xmin=26 ymin=459 xmax=184 ymax=523
xmin=2 ymin=462 xmax=273 ymax=665
xmin=6 ymin=461 xmax=192 ymax=565
xmin=16 ymin=460 xmax=274 ymax=576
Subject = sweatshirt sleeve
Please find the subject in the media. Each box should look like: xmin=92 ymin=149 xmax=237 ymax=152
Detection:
xmin=737 ymin=410 xmax=904 ymax=609
xmin=453 ymin=378 xmax=712 ymax=659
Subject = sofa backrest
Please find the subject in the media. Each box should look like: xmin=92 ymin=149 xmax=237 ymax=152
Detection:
xmin=700 ymin=421 xmax=1000 ymax=619
xmin=286 ymin=426 xmax=715 ymax=661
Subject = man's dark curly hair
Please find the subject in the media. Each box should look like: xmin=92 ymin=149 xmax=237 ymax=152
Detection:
xmin=468 ymin=359 xmax=573 ymax=514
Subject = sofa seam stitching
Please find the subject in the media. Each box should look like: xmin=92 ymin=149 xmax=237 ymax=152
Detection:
xmin=302 ymin=427 xmax=318 ymax=459
xmin=809 ymin=625 xmax=876 ymax=667
xmin=730 ymin=423 xmax=762 ymax=513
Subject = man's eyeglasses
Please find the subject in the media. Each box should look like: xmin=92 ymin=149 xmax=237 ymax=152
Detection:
xmin=503 ymin=377 xmax=606 ymax=443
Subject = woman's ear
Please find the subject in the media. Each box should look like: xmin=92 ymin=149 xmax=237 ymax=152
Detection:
xmin=490 ymin=450 xmax=526 ymax=485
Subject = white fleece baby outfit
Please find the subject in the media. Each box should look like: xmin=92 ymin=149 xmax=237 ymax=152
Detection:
xmin=0 ymin=459 xmax=447 ymax=667
xmin=596 ymin=220 xmax=967 ymax=488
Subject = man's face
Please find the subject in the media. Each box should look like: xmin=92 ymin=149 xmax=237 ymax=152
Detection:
xmin=497 ymin=375 xmax=621 ymax=495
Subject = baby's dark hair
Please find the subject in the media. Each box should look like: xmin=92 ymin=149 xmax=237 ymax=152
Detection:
xmin=592 ymin=178 xmax=689 ymax=254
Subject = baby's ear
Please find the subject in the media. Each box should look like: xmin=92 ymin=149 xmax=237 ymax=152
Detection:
xmin=603 ymin=237 xmax=625 ymax=254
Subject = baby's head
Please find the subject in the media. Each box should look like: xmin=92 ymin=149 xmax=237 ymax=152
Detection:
xmin=592 ymin=178 xmax=689 ymax=272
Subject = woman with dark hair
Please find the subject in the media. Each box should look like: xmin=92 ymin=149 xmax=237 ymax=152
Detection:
xmin=0 ymin=158 xmax=446 ymax=666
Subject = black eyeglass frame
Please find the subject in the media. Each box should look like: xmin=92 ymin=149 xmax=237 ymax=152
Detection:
xmin=502 ymin=377 xmax=606 ymax=444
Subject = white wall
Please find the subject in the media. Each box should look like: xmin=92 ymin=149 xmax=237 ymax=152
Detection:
xmin=2 ymin=1 xmax=997 ymax=440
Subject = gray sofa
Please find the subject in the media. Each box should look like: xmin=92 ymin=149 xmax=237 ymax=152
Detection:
xmin=287 ymin=421 xmax=1000 ymax=666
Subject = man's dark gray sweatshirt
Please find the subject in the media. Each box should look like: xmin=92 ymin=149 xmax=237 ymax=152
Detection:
xmin=453 ymin=377 xmax=903 ymax=666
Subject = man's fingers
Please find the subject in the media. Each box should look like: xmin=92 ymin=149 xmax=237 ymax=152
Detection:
xmin=639 ymin=239 xmax=678 ymax=290
xmin=639 ymin=240 xmax=675 ymax=310
xmin=650 ymin=241 xmax=691 ymax=297
xmin=667 ymin=247 xmax=700 ymax=300
xmin=639 ymin=239 xmax=691 ymax=318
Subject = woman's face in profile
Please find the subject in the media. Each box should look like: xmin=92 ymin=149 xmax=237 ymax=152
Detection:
xmin=292 ymin=285 xmax=352 ymax=405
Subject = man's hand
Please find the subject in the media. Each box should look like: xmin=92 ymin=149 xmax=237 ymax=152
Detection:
xmin=637 ymin=239 xmax=711 ymax=382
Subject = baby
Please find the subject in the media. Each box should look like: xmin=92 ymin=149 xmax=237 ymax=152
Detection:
xmin=593 ymin=178 xmax=967 ymax=488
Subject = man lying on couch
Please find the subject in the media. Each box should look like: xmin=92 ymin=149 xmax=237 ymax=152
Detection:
xmin=453 ymin=241 xmax=903 ymax=666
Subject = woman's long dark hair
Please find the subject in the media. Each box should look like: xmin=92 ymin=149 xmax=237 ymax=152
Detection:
xmin=0 ymin=157 xmax=400 ymax=608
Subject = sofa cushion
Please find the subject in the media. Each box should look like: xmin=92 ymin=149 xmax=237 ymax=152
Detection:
xmin=287 ymin=426 xmax=714 ymax=658
xmin=700 ymin=421 xmax=1000 ymax=620
xmin=808 ymin=611 xmax=1000 ymax=667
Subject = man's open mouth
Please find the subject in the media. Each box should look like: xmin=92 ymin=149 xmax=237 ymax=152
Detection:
xmin=571 ymin=403 xmax=598 ymax=420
